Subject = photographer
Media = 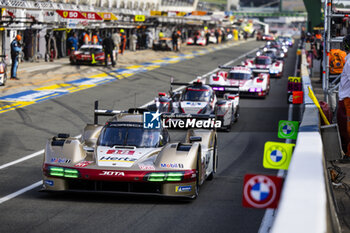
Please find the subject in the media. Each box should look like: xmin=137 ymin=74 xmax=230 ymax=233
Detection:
xmin=10 ymin=34 xmax=22 ymax=80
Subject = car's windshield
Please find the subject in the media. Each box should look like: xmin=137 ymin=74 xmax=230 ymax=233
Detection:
xmin=264 ymin=51 xmax=276 ymax=59
xmin=183 ymin=89 xmax=210 ymax=102
xmin=98 ymin=124 xmax=160 ymax=148
xmin=256 ymin=58 xmax=271 ymax=65
xmin=228 ymin=72 xmax=251 ymax=80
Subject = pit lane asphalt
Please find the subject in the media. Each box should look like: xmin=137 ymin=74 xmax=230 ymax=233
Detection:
xmin=0 ymin=40 xmax=297 ymax=233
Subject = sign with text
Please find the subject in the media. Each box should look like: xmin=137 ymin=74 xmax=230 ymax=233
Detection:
xmin=288 ymin=76 xmax=302 ymax=92
xmin=81 ymin=12 xmax=103 ymax=21
xmin=98 ymin=12 xmax=118 ymax=21
xmin=134 ymin=15 xmax=145 ymax=22
xmin=56 ymin=10 xmax=85 ymax=19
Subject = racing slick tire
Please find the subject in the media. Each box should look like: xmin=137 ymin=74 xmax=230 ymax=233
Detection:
xmin=207 ymin=138 xmax=217 ymax=181
xmin=70 ymin=58 xmax=76 ymax=65
xmin=192 ymin=149 xmax=201 ymax=199
xmin=0 ymin=72 xmax=7 ymax=86
xmin=234 ymin=105 xmax=240 ymax=123
xmin=266 ymin=84 xmax=271 ymax=95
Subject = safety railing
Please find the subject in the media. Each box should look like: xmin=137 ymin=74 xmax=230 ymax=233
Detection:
xmin=271 ymin=51 xmax=330 ymax=233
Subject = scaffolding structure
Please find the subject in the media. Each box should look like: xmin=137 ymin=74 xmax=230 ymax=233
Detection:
xmin=323 ymin=0 xmax=349 ymax=103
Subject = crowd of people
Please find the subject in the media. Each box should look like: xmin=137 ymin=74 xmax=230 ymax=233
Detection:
xmin=9 ymin=26 xmax=235 ymax=80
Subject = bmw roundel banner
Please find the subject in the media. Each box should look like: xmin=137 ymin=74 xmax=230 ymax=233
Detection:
xmin=278 ymin=120 xmax=299 ymax=140
xmin=242 ymin=174 xmax=283 ymax=209
xmin=263 ymin=141 xmax=295 ymax=170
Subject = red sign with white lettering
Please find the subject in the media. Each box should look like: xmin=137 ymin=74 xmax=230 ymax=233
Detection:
xmin=56 ymin=10 xmax=86 ymax=19
xmin=81 ymin=12 xmax=103 ymax=21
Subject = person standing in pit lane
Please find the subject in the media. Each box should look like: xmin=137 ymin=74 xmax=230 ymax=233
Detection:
xmin=338 ymin=34 xmax=350 ymax=157
xmin=102 ymin=33 xmax=115 ymax=67
xmin=10 ymin=35 xmax=22 ymax=80
xmin=120 ymin=29 xmax=126 ymax=55
xmin=112 ymin=29 xmax=121 ymax=63
xmin=67 ymin=32 xmax=78 ymax=55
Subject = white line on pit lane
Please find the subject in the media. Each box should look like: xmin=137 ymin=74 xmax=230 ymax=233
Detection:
xmin=0 ymin=181 xmax=42 ymax=205
xmin=0 ymin=150 xmax=44 ymax=170
xmin=0 ymin=45 xmax=260 ymax=204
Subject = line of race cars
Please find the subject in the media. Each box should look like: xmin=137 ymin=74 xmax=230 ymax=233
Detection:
xmin=42 ymin=38 xmax=291 ymax=199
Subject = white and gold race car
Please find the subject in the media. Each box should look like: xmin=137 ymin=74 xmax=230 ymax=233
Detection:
xmin=42 ymin=102 xmax=218 ymax=199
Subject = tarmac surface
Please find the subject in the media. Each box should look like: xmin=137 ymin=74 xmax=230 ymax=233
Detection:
xmin=0 ymin=39 xmax=301 ymax=233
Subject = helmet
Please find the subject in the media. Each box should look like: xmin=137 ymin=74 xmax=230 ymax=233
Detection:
xmin=343 ymin=34 xmax=350 ymax=51
xmin=120 ymin=29 xmax=124 ymax=33
xmin=16 ymin=35 xmax=22 ymax=41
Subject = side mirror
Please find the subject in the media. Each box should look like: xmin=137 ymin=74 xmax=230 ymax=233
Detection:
xmin=189 ymin=136 xmax=202 ymax=143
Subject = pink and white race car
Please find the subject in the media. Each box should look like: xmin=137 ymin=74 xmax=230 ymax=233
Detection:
xmin=186 ymin=36 xmax=206 ymax=46
xmin=242 ymin=55 xmax=284 ymax=78
xmin=209 ymin=66 xmax=270 ymax=98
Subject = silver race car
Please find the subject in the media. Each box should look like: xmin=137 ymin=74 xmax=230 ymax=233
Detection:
xmin=149 ymin=80 xmax=240 ymax=131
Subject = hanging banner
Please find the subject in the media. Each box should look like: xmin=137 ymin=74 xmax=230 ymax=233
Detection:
xmin=177 ymin=12 xmax=187 ymax=17
xmin=56 ymin=10 xmax=85 ymax=19
xmin=150 ymin=11 xmax=168 ymax=16
xmin=43 ymin=11 xmax=56 ymax=22
xmin=81 ymin=12 xmax=103 ymax=21
xmin=168 ymin=12 xmax=177 ymax=17
xmin=25 ymin=10 xmax=44 ymax=22
xmin=98 ymin=12 xmax=118 ymax=21
xmin=191 ymin=11 xmax=207 ymax=16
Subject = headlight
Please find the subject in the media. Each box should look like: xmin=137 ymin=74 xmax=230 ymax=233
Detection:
xmin=48 ymin=166 xmax=80 ymax=178
xmin=144 ymin=172 xmax=185 ymax=182
xmin=249 ymin=88 xmax=262 ymax=92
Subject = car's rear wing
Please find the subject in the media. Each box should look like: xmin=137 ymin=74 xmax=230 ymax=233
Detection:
xmin=93 ymin=101 xmax=148 ymax=124
xmin=251 ymin=69 xmax=270 ymax=73
xmin=170 ymin=77 xmax=204 ymax=87
xmin=208 ymin=84 xmax=240 ymax=94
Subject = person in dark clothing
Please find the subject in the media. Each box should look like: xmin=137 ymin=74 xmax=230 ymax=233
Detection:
xmin=10 ymin=35 xmax=22 ymax=80
xmin=102 ymin=33 xmax=115 ymax=67
xmin=214 ymin=30 xmax=219 ymax=44
xmin=67 ymin=32 xmax=78 ymax=55
xmin=172 ymin=31 xmax=178 ymax=51
xmin=205 ymin=30 xmax=210 ymax=46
